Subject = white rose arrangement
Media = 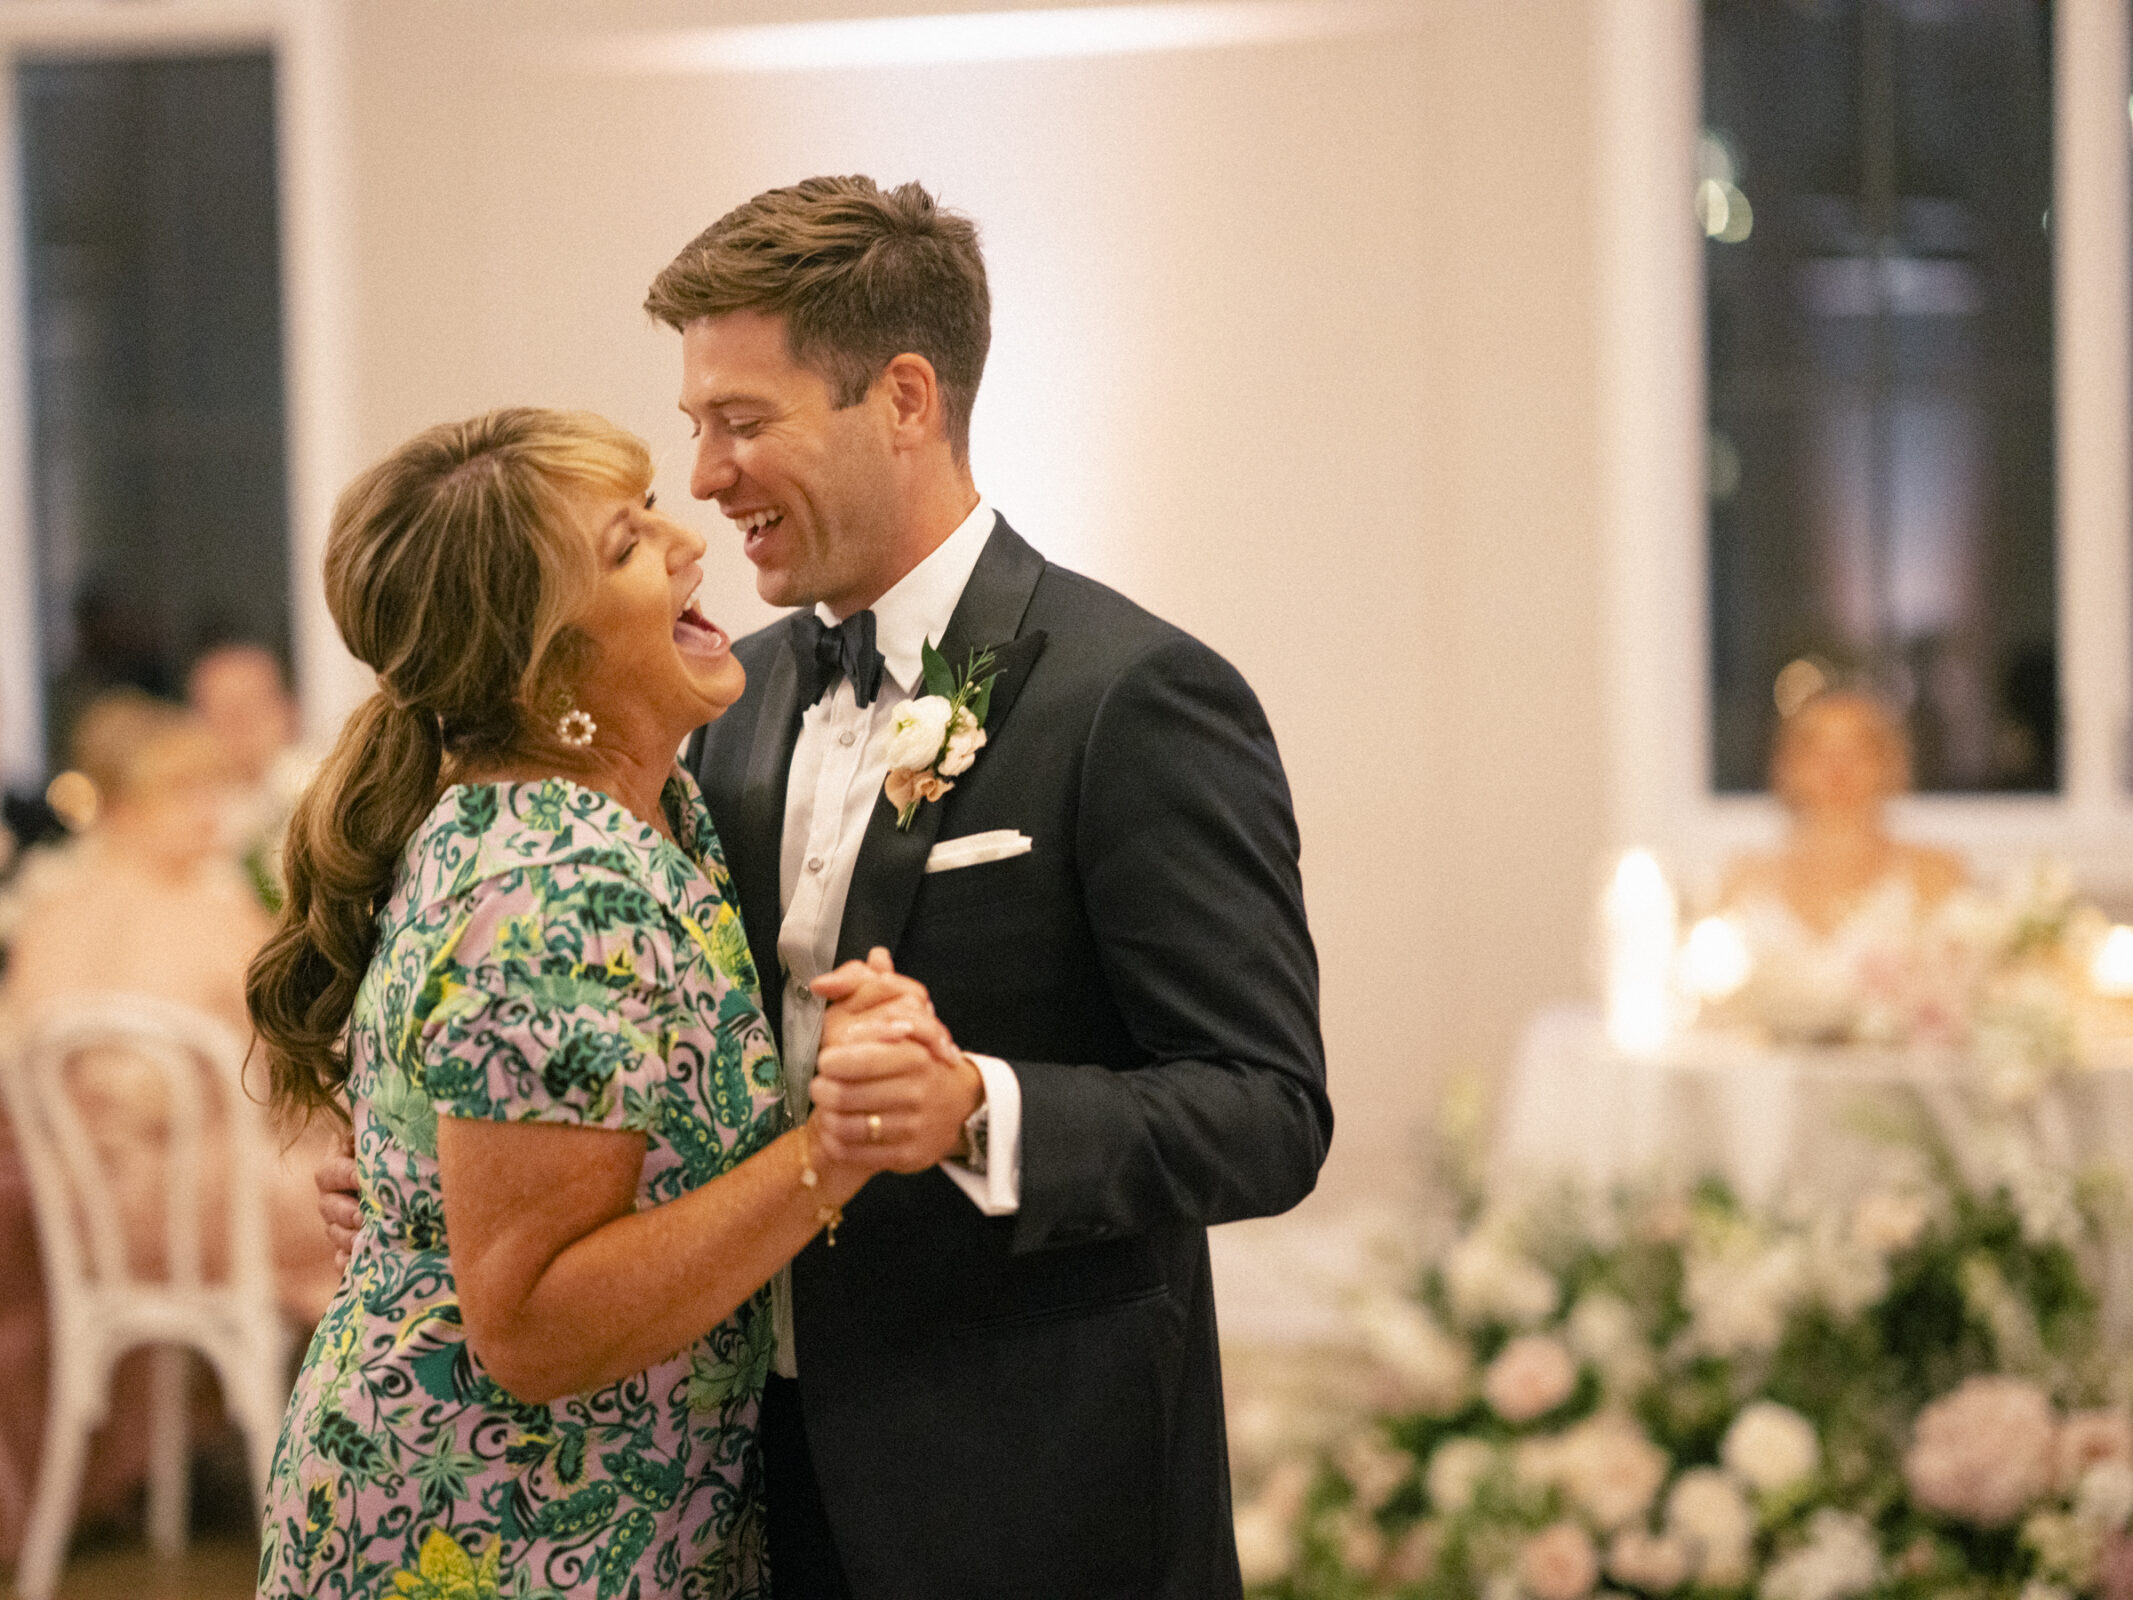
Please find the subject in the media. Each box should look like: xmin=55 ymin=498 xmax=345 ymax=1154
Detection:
xmin=1239 ymin=1140 xmax=2128 ymax=1600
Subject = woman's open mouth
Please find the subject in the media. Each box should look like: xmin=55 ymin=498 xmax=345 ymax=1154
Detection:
xmin=673 ymin=600 xmax=730 ymax=660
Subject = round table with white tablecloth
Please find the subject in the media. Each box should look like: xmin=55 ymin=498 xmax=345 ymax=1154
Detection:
xmin=1492 ymin=1002 xmax=2133 ymax=1217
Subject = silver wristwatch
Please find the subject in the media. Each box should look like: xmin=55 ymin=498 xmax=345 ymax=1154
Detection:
xmin=960 ymin=1097 xmax=990 ymax=1176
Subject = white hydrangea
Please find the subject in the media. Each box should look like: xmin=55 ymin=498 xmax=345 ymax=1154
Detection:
xmin=1427 ymin=1437 xmax=1500 ymax=1516
xmin=1443 ymin=1232 xmax=1559 ymax=1328
xmin=1722 ymin=1402 xmax=1821 ymax=1495
xmin=1329 ymin=1506 xmax=1387 ymax=1575
xmin=1232 ymin=1460 xmax=1310 ymax=1587
xmin=1849 ymin=1189 xmax=1931 ymax=1256
xmin=1352 ymin=1290 xmax=1473 ymax=1415
xmin=2077 ymin=1461 xmax=2133 ymax=1533
xmin=1568 ymin=1292 xmax=1655 ymax=1393
xmin=1338 ymin=1431 xmax=1413 ymax=1515
xmin=1566 ymin=1292 xmax=1638 ymax=1363
xmin=1684 ymin=1239 xmax=1805 ymax=1357
xmin=1607 ymin=1527 xmax=1694 ymax=1593
xmin=1758 ymin=1509 xmax=1881 ymax=1600
xmin=1805 ymin=1216 xmax=1889 ymax=1319
xmin=1666 ymin=1468 xmax=1755 ymax=1587
xmin=2021 ymin=1511 xmax=2102 ymax=1592
xmin=1232 ymin=1500 xmax=1296 ymax=1588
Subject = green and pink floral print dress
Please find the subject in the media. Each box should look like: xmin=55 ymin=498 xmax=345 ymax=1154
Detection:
xmin=257 ymin=775 xmax=786 ymax=1600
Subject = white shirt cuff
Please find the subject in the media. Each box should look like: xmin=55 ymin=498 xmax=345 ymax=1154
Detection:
xmin=940 ymin=1052 xmax=1021 ymax=1215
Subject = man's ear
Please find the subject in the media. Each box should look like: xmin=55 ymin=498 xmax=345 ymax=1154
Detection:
xmin=879 ymin=352 xmax=944 ymax=450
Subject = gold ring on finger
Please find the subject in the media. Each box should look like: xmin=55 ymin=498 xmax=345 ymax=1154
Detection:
xmin=867 ymin=1113 xmax=883 ymax=1142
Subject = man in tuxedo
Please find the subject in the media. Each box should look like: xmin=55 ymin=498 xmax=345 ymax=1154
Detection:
xmin=647 ymin=175 xmax=1330 ymax=1600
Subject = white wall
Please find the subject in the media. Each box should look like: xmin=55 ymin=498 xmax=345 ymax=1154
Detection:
xmin=332 ymin=0 xmax=1609 ymax=1227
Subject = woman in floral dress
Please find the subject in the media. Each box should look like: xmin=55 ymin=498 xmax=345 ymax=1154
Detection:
xmin=244 ymin=410 xmax=941 ymax=1599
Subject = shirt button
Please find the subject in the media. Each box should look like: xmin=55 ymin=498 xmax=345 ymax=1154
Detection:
xmin=838 ymin=730 xmax=857 ymax=747
xmin=806 ymin=856 xmax=824 ymax=873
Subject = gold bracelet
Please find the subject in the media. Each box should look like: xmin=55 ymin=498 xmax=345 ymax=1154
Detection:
xmin=798 ymin=1122 xmax=843 ymax=1247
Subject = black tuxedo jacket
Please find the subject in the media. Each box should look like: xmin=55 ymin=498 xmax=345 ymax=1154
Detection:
xmin=691 ymin=519 xmax=1331 ymax=1600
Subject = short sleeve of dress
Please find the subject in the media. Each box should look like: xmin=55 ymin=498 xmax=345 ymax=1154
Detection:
xmin=413 ymin=862 xmax=680 ymax=1133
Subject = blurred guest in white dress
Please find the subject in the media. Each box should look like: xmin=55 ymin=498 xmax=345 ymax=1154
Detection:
xmin=1719 ymin=691 xmax=1967 ymax=1043
xmin=0 ymin=693 xmax=337 ymax=1558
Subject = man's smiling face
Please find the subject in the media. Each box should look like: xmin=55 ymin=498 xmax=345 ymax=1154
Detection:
xmin=679 ymin=309 xmax=897 ymax=618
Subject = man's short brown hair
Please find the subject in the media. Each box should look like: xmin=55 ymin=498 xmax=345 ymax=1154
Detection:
xmin=645 ymin=176 xmax=991 ymax=461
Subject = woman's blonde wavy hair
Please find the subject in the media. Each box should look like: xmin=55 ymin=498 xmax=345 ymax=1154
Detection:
xmin=247 ymin=407 xmax=651 ymax=1124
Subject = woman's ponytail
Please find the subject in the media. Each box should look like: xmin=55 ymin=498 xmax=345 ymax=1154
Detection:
xmin=246 ymin=695 xmax=444 ymax=1121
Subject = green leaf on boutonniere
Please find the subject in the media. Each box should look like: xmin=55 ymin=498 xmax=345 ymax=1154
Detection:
xmin=920 ymin=637 xmax=956 ymax=699
xmin=961 ymin=644 xmax=1000 ymax=723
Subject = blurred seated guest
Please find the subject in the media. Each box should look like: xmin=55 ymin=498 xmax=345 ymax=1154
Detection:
xmin=1718 ymin=690 xmax=1967 ymax=1043
xmin=0 ymin=694 xmax=158 ymax=958
xmin=185 ymin=643 xmax=313 ymax=907
xmin=0 ymin=693 xmax=338 ymax=1559
xmin=5 ymin=691 xmax=269 ymax=1046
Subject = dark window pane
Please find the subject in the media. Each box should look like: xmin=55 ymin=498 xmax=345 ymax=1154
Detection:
xmin=1704 ymin=0 xmax=2057 ymax=793
xmin=21 ymin=52 xmax=289 ymax=767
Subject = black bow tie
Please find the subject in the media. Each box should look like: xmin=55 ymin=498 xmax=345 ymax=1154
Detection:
xmin=796 ymin=609 xmax=887 ymax=709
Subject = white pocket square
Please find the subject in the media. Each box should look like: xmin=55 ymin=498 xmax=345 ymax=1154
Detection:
xmin=924 ymin=830 xmax=1034 ymax=874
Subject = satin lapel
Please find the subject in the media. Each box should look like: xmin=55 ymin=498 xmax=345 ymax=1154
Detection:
xmin=834 ymin=520 xmax=1049 ymax=964
xmin=727 ymin=622 xmax=807 ymax=1021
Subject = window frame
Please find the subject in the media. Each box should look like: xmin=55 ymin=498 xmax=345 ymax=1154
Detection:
xmin=1596 ymin=0 xmax=2133 ymax=899
xmin=0 ymin=0 xmax=358 ymax=791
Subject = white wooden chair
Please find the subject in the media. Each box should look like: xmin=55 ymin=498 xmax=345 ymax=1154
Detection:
xmin=0 ymin=994 xmax=292 ymax=1600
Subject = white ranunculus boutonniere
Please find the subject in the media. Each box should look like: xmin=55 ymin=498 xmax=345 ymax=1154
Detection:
xmin=884 ymin=639 xmax=1001 ymax=830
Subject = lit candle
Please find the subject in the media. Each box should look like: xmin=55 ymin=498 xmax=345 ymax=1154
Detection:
xmin=1605 ymin=849 xmax=1678 ymax=1053
xmin=2092 ymin=925 xmax=2133 ymax=998
xmin=1680 ymin=915 xmax=1753 ymax=1001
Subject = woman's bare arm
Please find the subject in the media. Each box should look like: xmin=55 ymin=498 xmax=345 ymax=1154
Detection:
xmin=439 ymin=968 xmax=949 ymax=1404
xmin=439 ymin=1116 xmax=856 ymax=1404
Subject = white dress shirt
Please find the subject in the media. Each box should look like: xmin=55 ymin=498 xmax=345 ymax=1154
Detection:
xmin=769 ymin=498 xmax=1023 ymax=1377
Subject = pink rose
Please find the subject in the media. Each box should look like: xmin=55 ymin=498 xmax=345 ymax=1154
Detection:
xmin=1639 ymin=1195 xmax=1694 ymax=1245
xmin=1893 ymin=1537 xmax=1937 ymax=1579
xmin=1484 ymin=1334 xmax=1579 ymax=1424
xmin=1607 ymin=1527 xmax=1693 ymax=1593
xmin=1557 ymin=1415 xmax=1670 ymax=1530
xmin=1905 ymin=1376 xmax=2057 ymax=1525
xmin=2060 ymin=1410 xmax=2133 ymax=1493
xmin=1331 ymin=1509 xmax=1384 ymax=1574
xmin=1382 ymin=1522 xmax=1440 ymax=1585
xmin=1519 ymin=1521 xmax=1600 ymax=1600
xmin=2100 ymin=1530 xmax=2133 ymax=1600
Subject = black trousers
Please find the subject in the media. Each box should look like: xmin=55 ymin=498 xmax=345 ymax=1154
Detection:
xmin=762 ymin=1374 xmax=854 ymax=1600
